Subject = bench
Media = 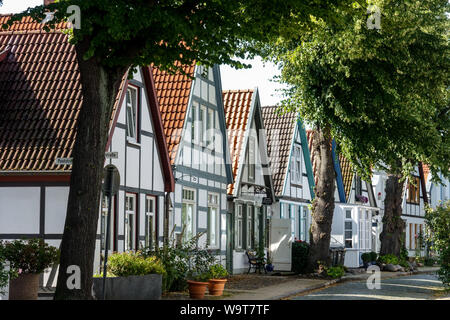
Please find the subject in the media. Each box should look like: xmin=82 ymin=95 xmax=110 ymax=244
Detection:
xmin=245 ymin=251 xmax=267 ymax=274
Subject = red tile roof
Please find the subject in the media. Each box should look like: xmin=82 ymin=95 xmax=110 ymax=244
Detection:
xmin=261 ymin=106 xmax=297 ymax=196
xmin=0 ymin=25 xmax=81 ymax=172
xmin=223 ymin=89 xmax=254 ymax=195
xmin=152 ymin=64 xmax=195 ymax=165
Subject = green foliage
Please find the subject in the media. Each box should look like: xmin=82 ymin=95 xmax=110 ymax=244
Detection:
xmin=107 ymin=251 xmax=166 ymax=277
xmin=0 ymin=239 xmax=59 ymax=277
xmin=378 ymin=254 xmax=400 ymax=265
xmin=325 ymin=266 xmax=345 ymax=279
xmin=208 ymin=264 xmax=228 ymax=280
xmin=361 ymin=252 xmax=371 ymax=263
xmin=2 ymin=0 xmax=355 ymax=72
xmin=269 ymin=0 xmax=450 ymax=181
xmin=144 ymin=232 xmax=216 ymax=292
xmin=291 ymin=240 xmax=310 ymax=274
xmin=425 ymin=201 xmax=450 ymax=286
xmin=369 ymin=252 xmax=378 ymax=262
xmin=0 ymin=259 xmax=8 ymax=294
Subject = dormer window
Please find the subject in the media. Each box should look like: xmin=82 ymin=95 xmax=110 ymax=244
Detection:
xmin=126 ymin=86 xmax=139 ymax=142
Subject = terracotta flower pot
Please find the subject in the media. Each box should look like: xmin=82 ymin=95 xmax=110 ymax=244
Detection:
xmin=187 ymin=280 xmax=209 ymax=299
xmin=208 ymin=279 xmax=227 ymax=296
xmin=9 ymin=273 xmax=40 ymax=300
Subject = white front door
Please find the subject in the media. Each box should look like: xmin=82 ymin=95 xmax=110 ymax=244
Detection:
xmin=270 ymin=218 xmax=292 ymax=271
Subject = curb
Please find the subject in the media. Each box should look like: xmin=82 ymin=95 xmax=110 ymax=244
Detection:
xmin=277 ymin=268 xmax=439 ymax=300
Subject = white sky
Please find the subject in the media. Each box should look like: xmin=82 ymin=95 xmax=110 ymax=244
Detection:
xmin=1 ymin=0 xmax=284 ymax=106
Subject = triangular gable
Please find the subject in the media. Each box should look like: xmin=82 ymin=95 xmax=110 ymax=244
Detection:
xmin=223 ymin=88 xmax=275 ymax=200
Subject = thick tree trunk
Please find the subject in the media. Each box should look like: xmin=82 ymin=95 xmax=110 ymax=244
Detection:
xmin=307 ymin=125 xmax=336 ymax=271
xmin=379 ymin=173 xmax=405 ymax=256
xmin=54 ymin=41 xmax=127 ymax=299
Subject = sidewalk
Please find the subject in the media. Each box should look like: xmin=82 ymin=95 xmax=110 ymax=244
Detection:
xmin=220 ymin=267 xmax=440 ymax=300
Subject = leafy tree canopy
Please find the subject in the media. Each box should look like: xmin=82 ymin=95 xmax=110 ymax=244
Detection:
xmin=269 ymin=0 xmax=449 ymax=181
xmin=3 ymin=0 xmax=355 ymax=74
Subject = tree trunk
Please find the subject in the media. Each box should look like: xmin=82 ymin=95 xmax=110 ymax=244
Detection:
xmin=379 ymin=173 xmax=405 ymax=257
xmin=54 ymin=41 xmax=127 ymax=299
xmin=307 ymin=125 xmax=336 ymax=271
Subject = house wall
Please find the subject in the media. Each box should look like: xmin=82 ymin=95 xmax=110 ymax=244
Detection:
xmin=230 ymin=96 xmax=273 ymax=274
xmin=169 ymin=65 xmax=229 ymax=265
xmin=0 ymin=68 xmax=167 ymax=287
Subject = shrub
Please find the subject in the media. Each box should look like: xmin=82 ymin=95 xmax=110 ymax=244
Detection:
xmin=107 ymin=251 xmax=166 ymax=277
xmin=0 ymin=239 xmax=59 ymax=277
xmin=0 ymin=259 xmax=8 ymax=294
xmin=325 ymin=266 xmax=345 ymax=279
xmin=143 ymin=232 xmax=216 ymax=292
xmin=369 ymin=252 xmax=378 ymax=262
xmin=424 ymin=257 xmax=436 ymax=267
xmin=291 ymin=240 xmax=310 ymax=274
xmin=208 ymin=264 xmax=228 ymax=279
xmin=361 ymin=253 xmax=371 ymax=264
xmin=378 ymin=254 xmax=400 ymax=265
xmin=425 ymin=201 xmax=450 ymax=286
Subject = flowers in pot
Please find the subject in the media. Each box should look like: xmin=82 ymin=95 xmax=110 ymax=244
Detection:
xmin=207 ymin=264 xmax=228 ymax=296
xmin=0 ymin=239 xmax=59 ymax=300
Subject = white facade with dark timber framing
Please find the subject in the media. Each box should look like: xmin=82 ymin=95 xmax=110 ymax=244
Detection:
xmin=223 ymin=89 xmax=276 ymax=274
xmin=153 ymin=64 xmax=233 ymax=267
xmin=0 ymin=19 xmax=174 ymax=289
xmin=262 ymin=107 xmax=316 ymax=271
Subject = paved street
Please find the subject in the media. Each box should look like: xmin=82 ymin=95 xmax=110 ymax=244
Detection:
xmin=292 ymin=274 xmax=446 ymax=300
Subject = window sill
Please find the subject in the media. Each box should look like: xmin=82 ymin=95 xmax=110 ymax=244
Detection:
xmin=126 ymin=139 xmax=141 ymax=148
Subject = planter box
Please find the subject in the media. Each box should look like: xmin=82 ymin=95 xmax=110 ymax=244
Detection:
xmin=92 ymin=274 xmax=162 ymax=300
xmin=9 ymin=273 xmax=39 ymax=300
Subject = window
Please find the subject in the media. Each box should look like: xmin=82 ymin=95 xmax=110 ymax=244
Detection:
xmin=407 ymin=176 xmax=421 ymax=204
xmin=299 ymin=206 xmax=307 ymax=241
xmin=100 ymin=195 xmax=115 ymax=251
xmin=182 ymin=189 xmax=195 ymax=242
xmin=235 ymin=204 xmax=243 ymax=249
xmin=207 ymin=193 xmax=219 ymax=248
xmin=355 ymin=175 xmax=362 ymax=198
xmin=125 ymin=194 xmax=137 ymax=251
xmin=145 ymin=195 xmax=156 ymax=249
xmin=255 ymin=207 xmax=261 ymax=248
xmin=344 ymin=211 xmax=353 ymax=248
xmin=290 ymin=204 xmax=295 ymax=239
xmin=191 ymin=102 xmax=198 ymax=143
xmin=247 ymin=205 xmax=254 ymax=249
xmin=248 ymin=137 xmax=256 ymax=181
xmin=126 ymin=86 xmax=138 ymax=142
xmin=409 ymin=223 xmax=413 ymax=250
xmin=291 ymin=145 xmax=302 ymax=184
xmin=200 ymin=105 xmax=207 ymax=145
xmin=207 ymin=108 xmax=215 ymax=148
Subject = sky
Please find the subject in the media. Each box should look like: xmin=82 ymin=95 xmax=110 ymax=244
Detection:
xmin=0 ymin=0 xmax=285 ymax=106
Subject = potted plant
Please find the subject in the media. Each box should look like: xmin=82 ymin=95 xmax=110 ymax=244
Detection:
xmin=0 ymin=239 xmax=59 ymax=300
xmin=187 ymin=271 xmax=210 ymax=299
xmin=92 ymin=251 xmax=166 ymax=300
xmin=207 ymin=264 xmax=228 ymax=296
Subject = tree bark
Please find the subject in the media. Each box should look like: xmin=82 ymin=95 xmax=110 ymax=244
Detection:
xmin=54 ymin=40 xmax=127 ymax=299
xmin=379 ymin=173 xmax=405 ymax=256
xmin=307 ymin=125 xmax=336 ymax=271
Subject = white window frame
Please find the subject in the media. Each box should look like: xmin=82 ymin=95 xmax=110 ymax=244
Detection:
xmin=126 ymin=86 xmax=138 ymax=143
xmin=207 ymin=108 xmax=215 ymax=149
xmin=235 ymin=204 xmax=243 ymax=249
xmin=248 ymin=137 xmax=256 ymax=181
xmin=200 ymin=105 xmax=207 ymax=146
xmin=246 ymin=204 xmax=254 ymax=249
xmin=191 ymin=102 xmax=198 ymax=143
xmin=125 ymin=193 xmax=137 ymax=251
xmin=344 ymin=208 xmax=353 ymax=249
xmin=207 ymin=193 xmax=220 ymax=248
xmin=182 ymin=188 xmax=196 ymax=242
xmin=145 ymin=195 xmax=156 ymax=249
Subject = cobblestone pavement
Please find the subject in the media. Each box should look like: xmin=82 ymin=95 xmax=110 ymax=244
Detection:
xmin=291 ymin=274 xmax=446 ymax=300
